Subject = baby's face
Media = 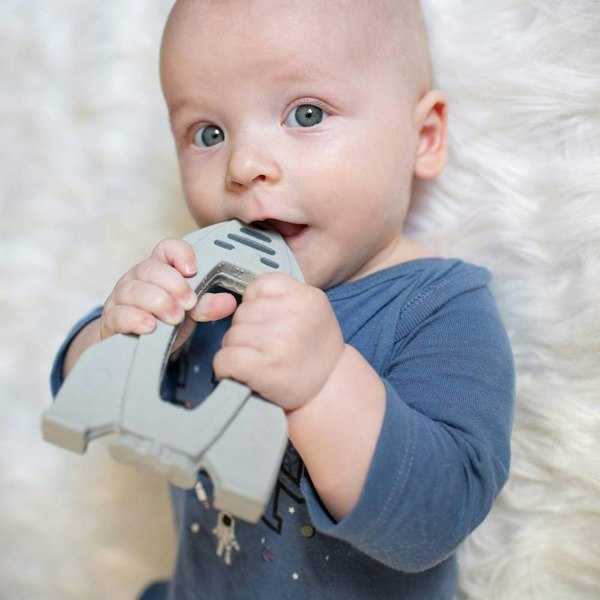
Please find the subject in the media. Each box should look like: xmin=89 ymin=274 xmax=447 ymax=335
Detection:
xmin=162 ymin=0 xmax=423 ymax=289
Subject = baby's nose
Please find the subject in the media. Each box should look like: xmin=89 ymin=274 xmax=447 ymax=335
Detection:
xmin=226 ymin=145 xmax=282 ymax=191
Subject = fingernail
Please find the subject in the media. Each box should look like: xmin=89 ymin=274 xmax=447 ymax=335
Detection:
xmin=184 ymin=262 xmax=197 ymax=275
xmin=183 ymin=289 xmax=198 ymax=310
xmin=170 ymin=305 xmax=185 ymax=323
xmin=142 ymin=317 xmax=156 ymax=333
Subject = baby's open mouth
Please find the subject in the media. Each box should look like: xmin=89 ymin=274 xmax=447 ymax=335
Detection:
xmin=257 ymin=219 xmax=308 ymax=240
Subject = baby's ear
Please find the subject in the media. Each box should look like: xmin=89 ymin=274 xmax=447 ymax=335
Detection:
xmin=413 ymin=90 xmax=449 ymax=180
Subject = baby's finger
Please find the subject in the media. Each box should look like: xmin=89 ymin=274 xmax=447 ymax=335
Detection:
xmin=213 ymin=345 xmax=261 ymax=386
xmin=128 ymin=259 xmax=198 ymax=312
xmin=231 ymin=296 xmax=282 ymax=326
xmin=114 ymin=280 xmax=187 ymax=325
xmin=243 ymin=272 xmax=299 ymax=301
xmin=221 ymin=322 xmax=265 ymax=351
xmin=100 ymin=305 xmax=156 ymax=338
xmin=150 ymin=238 xmax=198 ymax=277
xmin=190 ymin=292 xmax=238 ymax=322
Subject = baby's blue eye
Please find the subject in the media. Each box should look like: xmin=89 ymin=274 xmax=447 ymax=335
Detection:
xmin=285 ymin=104 xmax=327 ymax=128
xmin=194 ymin=125 xmax=225 ymax=147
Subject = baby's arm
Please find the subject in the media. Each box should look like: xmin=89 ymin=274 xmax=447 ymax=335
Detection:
xmin=286 ymin=346 xmax=386 ymax=520
xmin=297 ymin=287 xmax=514 ymax=572
xmin=212 ymin=273 xmax=385 ymax=516
xmin=62 ymin=238 xmax=237 ymax=380
xmin=214 ymin=272 xmax=514 ymax=572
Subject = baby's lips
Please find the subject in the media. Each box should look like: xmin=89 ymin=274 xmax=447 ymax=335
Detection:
xmin=264 ymin=219 xmax=307 ymax=238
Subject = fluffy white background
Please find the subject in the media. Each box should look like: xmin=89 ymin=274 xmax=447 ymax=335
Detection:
xmin=1 ymin=1 xmax=598 ymax=599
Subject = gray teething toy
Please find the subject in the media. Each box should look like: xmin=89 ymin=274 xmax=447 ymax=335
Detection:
xmin=42 ymin=219 xmax=303 ymax=523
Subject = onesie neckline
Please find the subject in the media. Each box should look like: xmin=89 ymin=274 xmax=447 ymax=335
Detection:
xmin=325 ymin=257 xmax=463 ymax=302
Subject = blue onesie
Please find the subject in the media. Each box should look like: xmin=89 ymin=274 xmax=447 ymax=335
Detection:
xmin=51 ymin=257 xmax=515 ymax=600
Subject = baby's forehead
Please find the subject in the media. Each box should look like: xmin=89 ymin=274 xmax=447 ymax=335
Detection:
xmin=164 ymin=0 xmax=430 ymax=95
xmin=170 ymin=0 xmax=400 ymax=39
xmin=169 ymin=0 xmax=407 ymax=56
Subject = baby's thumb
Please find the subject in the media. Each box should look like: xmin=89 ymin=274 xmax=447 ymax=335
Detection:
xmin=171 ymin=292 xmax=238 ymax=355
xmin=190 ymin=292 xmax=238 ymax=323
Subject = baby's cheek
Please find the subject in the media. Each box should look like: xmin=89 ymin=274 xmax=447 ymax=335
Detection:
xmin=178 ymin=161 xmax=218 ymax=220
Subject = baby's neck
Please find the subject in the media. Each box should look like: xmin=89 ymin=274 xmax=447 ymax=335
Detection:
xmin=347 ymin=235 xmax=437 ymax=284
xmin=380 ymin=235 xmax=437 ymax=268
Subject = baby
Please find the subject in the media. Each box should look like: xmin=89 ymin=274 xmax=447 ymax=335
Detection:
xmin=52 ymin=1 xmax=515 ymax=599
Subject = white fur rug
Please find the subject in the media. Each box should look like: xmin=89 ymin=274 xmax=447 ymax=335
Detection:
xmin=1 ymin=1 xmax=598 ymax=599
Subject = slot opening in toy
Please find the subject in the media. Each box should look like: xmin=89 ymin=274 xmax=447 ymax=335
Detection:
xmin=158 ymin=264 xmax=252 ymax=410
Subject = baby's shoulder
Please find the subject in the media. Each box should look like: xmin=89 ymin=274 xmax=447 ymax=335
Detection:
xmin=397 ymin=257 xmax=492 ymax=317
xmin=392 ymin=257 xmax=505 ymax=344
xmin=329 ymin=257 xmax=498 ymax=355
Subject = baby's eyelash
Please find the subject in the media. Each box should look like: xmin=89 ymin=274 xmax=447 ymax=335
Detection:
xmin=288 ymin=98 xmax=333 ymax=115
xmin=187 ymin=123 xmax=206 ymax=141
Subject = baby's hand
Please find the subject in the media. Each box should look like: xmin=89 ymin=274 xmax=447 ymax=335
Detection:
xmin=213 ymin=273 xmax=346 ymax=412
xmin=99 ymin=238 xmax=238 ymax=353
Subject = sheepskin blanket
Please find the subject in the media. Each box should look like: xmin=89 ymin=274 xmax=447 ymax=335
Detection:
xmin=1 ymin=1 xmax=598 ymax=598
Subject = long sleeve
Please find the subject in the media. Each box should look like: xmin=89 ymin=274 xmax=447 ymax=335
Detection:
xmin=50 ymin=306 xmax=103 ymax=396
xmin=301 ymin=282 xmax=515 ymax=572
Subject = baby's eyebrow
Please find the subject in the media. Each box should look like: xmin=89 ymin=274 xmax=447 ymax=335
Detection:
xmin=168 ymin=97 xmax=195 ymax=120
xmin=269 ymin=59 xmax=349 ymax=89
